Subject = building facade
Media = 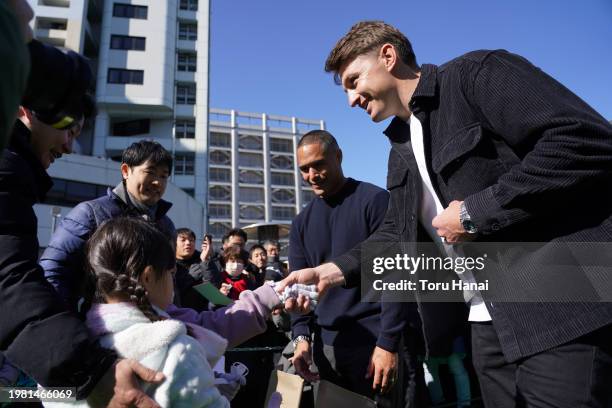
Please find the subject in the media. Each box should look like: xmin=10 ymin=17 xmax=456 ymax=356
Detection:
xmin=27 ymin=0 xmax=323 ymax=245
xmin=208 ymin=109 xmax=323 ymax=239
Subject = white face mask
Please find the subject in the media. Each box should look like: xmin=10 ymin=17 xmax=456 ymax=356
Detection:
xmin=226 ymin=262 xmax=244 ymax=277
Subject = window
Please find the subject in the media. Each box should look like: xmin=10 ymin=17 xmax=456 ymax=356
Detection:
xmin=210 ymin=150 xmax=230 ymax=165
xmin=176 ymin=83 xmax=195 ymax=104
xmin=177 ymin=52 xmax=197 ymax=72
xmin=174 ymin=153 xmax=195 ymax=175
xmin=270 ymin=155 xmax=293 ymax=170
xmin=38 ymin=0 xmax=70 ymax=7
xmin=240 ymin=205 xmax=264 ymax=220
xmin=175 ymin=119 xmax=195 ymax=139
xmin=112 ymin=119 xmax=150 ymax=136
xmin=178 ymin=22 xmax=197 ymax=41
xmin=238 ymin=135 xmax=262 ymax=150
xmin=239 ymin=152 xmax=263 ymax=168
xmin=112 ymin=119 xmax=151 ymax=136
xmin=271 ymin=172 xmax=294 ymax=186
xmin=36 ymin=17 xmax=67 ymax=30
xmin=180 ymin=0 xmax=198 ymax=11
xmin=209 ymin=186 xmax=231 ymax=201
xmin=181 ymin=188 xmax=194 ymax=197
xmin=239 ymin=170 xmax=263 ymax=184
xmin=110 ymin=35 xmax=146 ymax=50
xmin=272 ymin=206 xmax=296 ymax=220
xmin=239 ymin=187 xmax=264 ymax=203
xmin=46 ymin=178 xmax=110 ymax=207
xmin=272 ymin=189 xmax=294 ymax=203
xmin=210 ymin=167 xmax=230 ymax=182
xmin=270 ymin=138 xmax=293 ymax=153
xmin=210 ymin=132 xmax=230 ymax=148
xmin=113 ymin=3 xmax=147 ymax=19
xmin=108 ymin=68 xmax=144 ymax=84
xmin=209 ymin=204 xmax=231 ymax=218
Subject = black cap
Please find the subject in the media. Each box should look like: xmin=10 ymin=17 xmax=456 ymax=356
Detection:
xmin=21 ymin=39 xmax=94 ymax=127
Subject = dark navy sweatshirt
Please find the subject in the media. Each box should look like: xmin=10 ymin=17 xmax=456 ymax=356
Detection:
xmin=289 ymin=178 xmax=406 ymax=352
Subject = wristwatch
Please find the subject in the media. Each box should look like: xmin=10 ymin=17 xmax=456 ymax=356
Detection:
xmin=459 ymin=202 xmax=478 ymax=234
xmin=292 ymin=335 xmax=310 ymax=349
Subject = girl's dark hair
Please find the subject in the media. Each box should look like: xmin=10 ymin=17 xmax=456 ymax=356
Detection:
xmin=85 ymin=217 xmax=176 ymax=322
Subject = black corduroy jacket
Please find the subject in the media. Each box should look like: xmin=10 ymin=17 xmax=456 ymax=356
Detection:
xmin=334 ymin=50 xmax=612 ymax=362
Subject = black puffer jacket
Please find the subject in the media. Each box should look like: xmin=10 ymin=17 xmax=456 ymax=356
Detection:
xmin=0 ymin=121 xmax=115 ymax=397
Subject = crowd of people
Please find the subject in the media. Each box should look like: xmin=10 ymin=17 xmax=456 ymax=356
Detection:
xmin=1 ymin=1 xmax=611 ymax=407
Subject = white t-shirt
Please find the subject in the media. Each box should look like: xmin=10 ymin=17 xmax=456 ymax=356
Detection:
xmin=409 ymin=115 xmax=492 ymax=322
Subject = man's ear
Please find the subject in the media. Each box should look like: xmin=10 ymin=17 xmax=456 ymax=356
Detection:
xmin=120 ymin=163 xmax=130 ymax=180
xmin=379 ymin=43 xmax=398 ymax=72
xmin=336 ymin=148 xmax=343 ymax=165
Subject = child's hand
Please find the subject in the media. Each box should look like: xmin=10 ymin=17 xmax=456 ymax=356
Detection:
xmin=220 ymin=283 xmax=231 ymax=296
xmin=267 ymin=281 xmax=318 ymax=312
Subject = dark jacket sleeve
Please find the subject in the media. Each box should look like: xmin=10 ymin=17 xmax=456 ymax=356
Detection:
xmin=0 ymin=237 xmax=115 ymax=398
xmin=462 ymin=50 xmax=612 ymax=235
xmin=40 ymin=202 xmax=97 ymax=309
xmin=189 ymin=253 xmax=222 ymax=287
xmin=367 ymin=189 xmax=408 ymax=353
xmin=0 ymin=181 xmax=115 ymax=398
xmin=288 ymin=214 xmax=314 ymax=340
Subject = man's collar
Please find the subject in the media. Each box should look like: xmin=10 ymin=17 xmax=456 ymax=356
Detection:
xmin=409 ymin=64 xmax=438 ymax=103
xmin=322 ymin=177 xmax=356 ymax=205
xmin=9 ymin=121 xmax=53 ymax=201
xmin=109 ymin=184 xmax=173 ymax=219
xmin=383 ymin=117 xmax=411 ymax=144
xmin=384 ymin=64 xmax=438 ymax=143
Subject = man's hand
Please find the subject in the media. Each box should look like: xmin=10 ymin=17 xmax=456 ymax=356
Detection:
xmin=200 ymin=236 xmax=213 ymax=262
xmin=366 ymin=346 xmax=398 ymax=394
xmin=290 ymin=341 xmax=319 ymax=383
xmin=88 ymin=359 xmax=164 ymax=407
xmin=432 ymin=200 xmax=472 ymax=244
xmin=277 ymin=263 xmax=345 ymax=313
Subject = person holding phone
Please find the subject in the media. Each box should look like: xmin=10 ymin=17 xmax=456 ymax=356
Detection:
xmin=174 ymin=228 xmax=211 ymax=311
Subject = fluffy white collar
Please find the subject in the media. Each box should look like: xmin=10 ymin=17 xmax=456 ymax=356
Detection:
xmin=86 ymin=302 xmax=227 ymax=364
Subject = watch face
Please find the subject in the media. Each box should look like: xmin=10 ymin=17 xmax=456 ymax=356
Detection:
xmin=462 ymin=219 xmax=477 ymax=234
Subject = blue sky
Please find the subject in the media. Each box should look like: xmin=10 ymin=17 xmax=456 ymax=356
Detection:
xmin=209 ymin=0 xmax=612 ymax=188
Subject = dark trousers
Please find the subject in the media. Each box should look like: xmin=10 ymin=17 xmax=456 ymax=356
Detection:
xmin=471 ymin=322 xmax=612 ymax=408
xmin=312 ymin=342 xmax=404 ymax=408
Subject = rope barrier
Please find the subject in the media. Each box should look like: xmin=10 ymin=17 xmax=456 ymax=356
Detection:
xmin=226 ymin=346 xmax=286 ymax=353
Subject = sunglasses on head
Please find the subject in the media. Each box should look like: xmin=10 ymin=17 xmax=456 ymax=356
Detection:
xmin=32 ymin=111 xmax=80 ymax=130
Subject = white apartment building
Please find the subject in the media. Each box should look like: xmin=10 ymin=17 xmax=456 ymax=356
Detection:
xmin=28 ymin=0 xmax=323 ymax=245
xmin=207 ymin=109 xmax=323 ymax=239
xmin=91 ymin=0 xmax=210 ymax=210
